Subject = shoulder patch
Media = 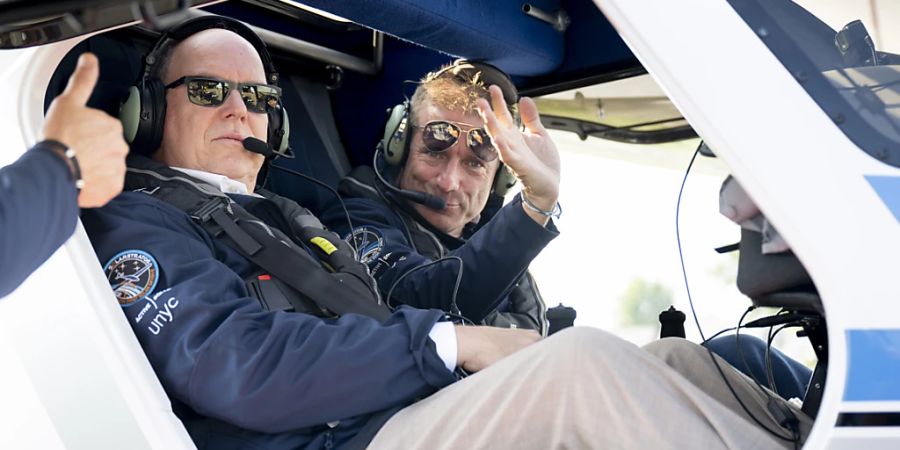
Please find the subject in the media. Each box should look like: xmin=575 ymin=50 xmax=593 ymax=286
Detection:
xmin=345 ymin=226 xmax=385 ymax=264
xmin=103 ymin=250 xmax=160 ymax=307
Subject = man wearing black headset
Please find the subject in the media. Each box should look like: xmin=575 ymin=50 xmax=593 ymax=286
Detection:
xmin=80 ymin=16 xmax=811 ymax=449
xmin=319 ymin=61 xmax=557 ymax=333
xmin=1 ymin=53 xmax=128 ymax=298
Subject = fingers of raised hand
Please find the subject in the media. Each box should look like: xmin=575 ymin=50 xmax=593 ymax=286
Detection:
xmin=488 ymin=85 xmax=514 ymax=126
xmin=477 ymin=98 xmax=506 ymax=144
xmin=518 ymin=97 xmax=546 ymax=134
xmin=61 ymin=53 xmax=100 ymax=106
xmin=73 ymin=112 xmax=129 ymax=208
xmin=76 ymin=138 xmax=128 ymax=208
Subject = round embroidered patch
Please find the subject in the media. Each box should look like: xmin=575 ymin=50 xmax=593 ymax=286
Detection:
xmin=103 ymin=250 xmax=160 ymax=307
xmin=346 ymin=226 xmax=385 ymax=264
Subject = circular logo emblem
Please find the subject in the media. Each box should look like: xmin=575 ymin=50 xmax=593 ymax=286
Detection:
xmin=103 ymin=250 xmax=159 ymax=307
xmin=347 ymin=227 xmax=384 ymax=264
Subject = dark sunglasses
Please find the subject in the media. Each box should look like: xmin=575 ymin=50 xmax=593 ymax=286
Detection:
xmin=165 ymin=76 xmax=282 ymax=114
xmin=413 ymin=120 xmax=497 ymax=162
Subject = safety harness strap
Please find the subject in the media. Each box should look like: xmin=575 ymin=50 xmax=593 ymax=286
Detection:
xmin=125 ymin=156 xmax=390 ymax=322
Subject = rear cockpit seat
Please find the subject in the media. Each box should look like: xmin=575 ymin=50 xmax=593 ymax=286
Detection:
xmin=719 ymin=175 xmax=822 ymax=314
xmin=719 ymin=174 xmax=827 ymax=417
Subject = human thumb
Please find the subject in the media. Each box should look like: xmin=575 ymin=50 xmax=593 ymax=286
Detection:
xmin=61 ymin=52 xmax=99 ymax=106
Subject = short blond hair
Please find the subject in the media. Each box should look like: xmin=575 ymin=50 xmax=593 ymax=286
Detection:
xmin=409 ymin=62 xmax=518 ymax=126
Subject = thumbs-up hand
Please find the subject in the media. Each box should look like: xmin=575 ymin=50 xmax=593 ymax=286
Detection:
xmin=42 ymin=53 xmax=129 ymax=208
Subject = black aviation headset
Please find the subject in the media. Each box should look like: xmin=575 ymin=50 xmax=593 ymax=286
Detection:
xmin=378 ymin=60 xmax=519 ymax=200
xmin=119 ymin=15 xmax=291 ymax=158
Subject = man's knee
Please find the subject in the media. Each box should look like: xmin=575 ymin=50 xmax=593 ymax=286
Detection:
xmin=643 ymin=337 xmax=711 ymax=371
xmin=544 ymin=326 xmax=625 ymax=355
xmin=535 ymin=326 xmax=642 ymax=373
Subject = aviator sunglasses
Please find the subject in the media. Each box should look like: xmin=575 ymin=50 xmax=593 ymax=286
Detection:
xmin=413 ymin=120 xmax=497 ymax=162
xmin=165 ymin=76 xmax=282 ymax=114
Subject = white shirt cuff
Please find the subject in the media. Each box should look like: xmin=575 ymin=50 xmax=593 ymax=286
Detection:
xmin=428 ymin=321 xmax=457 ymax=371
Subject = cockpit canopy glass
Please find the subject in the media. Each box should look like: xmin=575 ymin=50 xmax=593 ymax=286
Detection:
xmin=730 ymin=0 xmax=900 ymax=168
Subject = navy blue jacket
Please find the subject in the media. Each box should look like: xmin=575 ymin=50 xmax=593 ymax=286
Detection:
xmin=81 ymin=190 xmax=457 ymax=449
xmin=0 ymin=143 xmax=78 ymax=297
xmin=319 ymin=187 xmax=558 ymax=324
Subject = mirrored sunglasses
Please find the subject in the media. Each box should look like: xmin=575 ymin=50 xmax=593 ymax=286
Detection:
xmin=414 ymin=120 xmax=497 ymax=162
xmin=165 ymin=76 xmax=282 ymax=114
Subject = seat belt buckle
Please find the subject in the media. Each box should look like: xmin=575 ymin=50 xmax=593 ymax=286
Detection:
xmin=190 ymin=197 xmax=230 ymax=223
xmin=190 ymin=197 xmax=263 ymax=256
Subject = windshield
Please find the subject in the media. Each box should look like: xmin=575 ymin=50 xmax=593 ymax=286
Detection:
xmin=534 ymin=74 xmax=696 ymax=145
xmin=730 ymin=0 xmax=900 ymax=168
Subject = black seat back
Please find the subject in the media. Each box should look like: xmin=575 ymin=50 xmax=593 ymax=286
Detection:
xmin=737 ymin=229 xmax=822 ymax=314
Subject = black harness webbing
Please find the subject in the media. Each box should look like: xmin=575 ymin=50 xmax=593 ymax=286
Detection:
xmin=125 ymin=156 xmax=390 ymax=322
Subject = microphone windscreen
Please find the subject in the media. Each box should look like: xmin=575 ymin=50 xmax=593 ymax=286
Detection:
xmin=421 ymin=194 xmax=447 ymax=210
xmin=402 ymin=190 xmax=446 ymax=210
xmin=242 ymin=137 xmax=272 ymax=157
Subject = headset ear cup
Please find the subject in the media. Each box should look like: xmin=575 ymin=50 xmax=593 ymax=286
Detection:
xmin=146 ymin=79 xmax=167 ymax=154
xmin=267 ymin=105 xmax=291 ymax=157
xmin=124 ymin=79 xmax=166 ymax=155
xmin=119 ymin=86 xmax=142 ymax=145
xmin=382 ymin=102 xmax=408 ymax=166
xmin=278 ymin=107 xmax=290 ymax=154
xmin=492 ymin=164 xmax=517 ymax=197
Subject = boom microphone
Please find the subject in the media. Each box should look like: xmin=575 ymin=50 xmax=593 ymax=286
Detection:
xmin=372 ymin=149 xmax=446 ymax=210
xmin=242 ymin=136 xmax=273 ymax=157
xmin=248 ymin=136 xmax=444 ymax=211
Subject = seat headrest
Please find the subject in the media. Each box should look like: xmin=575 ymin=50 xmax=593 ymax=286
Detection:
xmin=719 ymin=176 xmax=821 ymax=313
xmin=44 ymin=31 xmax=143 ymax=118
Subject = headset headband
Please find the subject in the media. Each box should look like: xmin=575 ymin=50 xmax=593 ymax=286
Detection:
xmin=424 ymin=60 xmax=519 ymax=107
xmin=142 ymin=16 xmax=278 ymax=85
xmin=121 ymin=15 xmax=290 ymax=158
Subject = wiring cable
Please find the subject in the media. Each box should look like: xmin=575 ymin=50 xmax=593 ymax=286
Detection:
xmin=385 ymin=256 xmax=471 ymax=325
xmin=675 ymin=144 xmax=705 ymax=341
xmin=705 ymin=347 xmax=799 ymax=444
xmin=701 ymin=327 xmax=737 ymax=345
xmin=268 ymin=163 xmax=358 ymax=255
xmin=712 ymin=308 xmax=801 ymax=445
xmin=676 ymin=141 xmax=800 ymax=447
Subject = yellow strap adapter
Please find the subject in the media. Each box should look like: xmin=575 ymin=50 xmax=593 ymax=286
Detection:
xmin=310 ymin=236 xmax=338 ymax=255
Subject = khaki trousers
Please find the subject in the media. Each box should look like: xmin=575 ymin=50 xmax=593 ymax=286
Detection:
xmin=369 ymin=328 xmax=810 ymax=449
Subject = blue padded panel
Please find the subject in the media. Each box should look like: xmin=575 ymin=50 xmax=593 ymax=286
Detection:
xmin=331 ymin=37 xmax=451 ymax=168
xmin=296 ymin=0 xmax=565 ymax=76
xmin=554 ymin=0 xmax=634 ymax=75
